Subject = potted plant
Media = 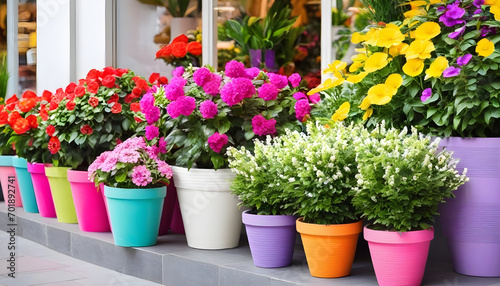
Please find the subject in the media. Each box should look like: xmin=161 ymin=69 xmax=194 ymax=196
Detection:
xmin=88 ymin=136 xmax=173 ymax=247
xmin=142 ymin=60 xmax=314 ymax=249
xmin=156 ymin=33 xmax=202 ymax=68
xmin=38 ymin=66 xmax=148 ymax=228
xmin=311 ymin=0 xmax=500 ymax=276
xmin=227 ymin=141 xmax=297 ymax=268
xmin=352 ymin=124 xmax=468 ymax=286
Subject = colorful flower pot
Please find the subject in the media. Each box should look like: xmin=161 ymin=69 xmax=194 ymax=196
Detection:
xmin=12 ymin=157 xmax=38 ymax=213
xmin=172 ymin=166 xmax=242 ymax=250
xmin=243 ymin=210 xmax=296 ymax=268
xmin=439 ymin=137 xmax=500 ymax=277
xmin=27 ymin=163 xmax=56 ymax=218
xmin=104 ymin=186 xmax=166 ymax=247
xmin=67 ymin=170 xmax=110 ymax=232
xmin=45 ymin=166 xmax=77 ymax=223
xmin=296 ymin=218 xmax=362 ymax=278
xmin=0 ymin=155 xmax=22 ymax=207
xmin=364 ymin=226 xmax=434 ymax=286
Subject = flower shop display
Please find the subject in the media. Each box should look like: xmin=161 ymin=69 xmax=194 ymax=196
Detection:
xmin=88 ymin=136 xmax=173 ymax=247
xmin=27 ymin=162 xmax=56 ymax=218
xmin=227 ymin=142 xmax=298 ymax=268
xmin=156 ymin=34 xmax=202 ymax=68
xmin=352 ymin=124 xmax=468 ymax=286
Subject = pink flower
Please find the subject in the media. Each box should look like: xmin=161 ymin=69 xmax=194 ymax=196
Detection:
xmin=145 ymin=125 xmax=160 ymax=140
xmin=245 ymin=67 xmax=260 ymax=79
xmin=140 ymin=93 xmax=160 ymax=124
xmin=288 ymin=73 xmax=301 ymax=88
xmin=308 ymin=93 xmax=321 ymax=104
xmin=251 ymin=115 xmax=277 ymax=136
xmin=88 ymin=151 xmax=111 ymax=179
xmin=295 ymin=99 xmax=311 ymax=121
xmin=421 ymin=88 xmax=432 ymax=102
xmin=170 ymin=77 xmax=187 ymax=86
xmin=220 ymin=78 xmax=255 ymax=106
xmin=225 ymin=60 xmax=246 ymax=78
xmin=193 ymin=67 xmax=213 ymax=86
xmin=156 ymin=159 xmax=173 ymax=179
xmin=172 ymin=66 xmax=185 ymax=77
xmin=203 ymin=74 xmax=222 ymax=95
xmin=207 ymin=132 xmax=228 ymax=153
xmin=258 ymin=83 xmax=279 ymax=101
xmin=131 ymin=165 xmax=153 ymax=187
xmin=293 ymin=92 xmax=307 ymax=101
xmin=167 ymin=96 xmax=196 ymax=118
xmin=268 ymin=73 xmax=288 ymax=89
xmin=199 ymin=100 xmax=218 ymax=119
xmin=146 ymin=145 xmax=159 ymax=159
xmin=165 ymin=83 xmax=185 ymax=101
xmin=158 ymin=137 xmax=167 ymax=154
xmin=100 ymin=152 xmax=119 ymax=172
xmin=118 ymin=149 xmax=141 ymax=164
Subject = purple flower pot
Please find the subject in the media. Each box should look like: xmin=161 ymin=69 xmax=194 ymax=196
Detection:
xmin=249 ymin=49 xmax=262 ymax=68
xmin=264 ymin=50 xmax=277 ymax=72
xmin=242 ymin=210 xmax=296 ymax=268
xmin=439 ymin=137 xmax=500 ymax=277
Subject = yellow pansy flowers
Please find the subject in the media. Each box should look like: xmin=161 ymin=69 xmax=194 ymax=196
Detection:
xmin=331 ymin=102 xmax=350 ymax=122
xmin=476 ymin=38 xmax=495 ymax=57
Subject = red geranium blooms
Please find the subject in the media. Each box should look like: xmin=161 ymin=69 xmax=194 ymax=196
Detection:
xmin=48 ymin=136 xmax=60 ymax=154
xmin=80 ymin=125 xmax=93 ymax=135
xmin=155 ymin=34 xmax=202 ymax=68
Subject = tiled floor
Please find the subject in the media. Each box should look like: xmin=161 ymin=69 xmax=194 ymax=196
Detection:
xmin=0 ymin=231 xmax=161 ymax=286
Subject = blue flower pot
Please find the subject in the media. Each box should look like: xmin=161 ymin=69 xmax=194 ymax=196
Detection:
xmin=104 ymin=186 xmax=166 ymax=247
xmin=12 ymin=157 xmax=38 ymax=213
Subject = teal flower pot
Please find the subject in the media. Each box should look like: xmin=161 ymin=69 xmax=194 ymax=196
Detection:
xmin=104 ymin=186 xmax=166 ymax=247
xmin=12 ymin=157 xmax=38 ymax=213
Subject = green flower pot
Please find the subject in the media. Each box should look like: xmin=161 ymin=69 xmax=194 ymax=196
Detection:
xmin=45 ymin=166 xmax=78 ymax=223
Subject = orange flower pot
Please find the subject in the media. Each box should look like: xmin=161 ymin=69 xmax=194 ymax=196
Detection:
xmin=296 ymin=218 xmax=363 ymax=278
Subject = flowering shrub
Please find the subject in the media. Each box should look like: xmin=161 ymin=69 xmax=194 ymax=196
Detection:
xmin=314 ymin=0 xmax=500 ymax=137
xmin=88 ymin=137 xmax=172 ymax=188
xmin=352 ymin=123 xmax=468 ymax=232
xmin=142 ymin=60 xmax=315 ymax=170
xmin=156 ymin=34 xmax=202 ymax=68
xmin=39 ymin=67 xmax=153 ymax=170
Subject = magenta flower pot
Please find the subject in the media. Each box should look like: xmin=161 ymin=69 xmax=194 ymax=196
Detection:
xmin=0 ymin=156 xmax=22 ymax=207
xmin=158 ymin=180 xmax=177 ymax=235
xmin=242 ymin=210 xmax=296 ymax=268
xmin=439 ymin=137 xmax=500 ymax=277
xmin=27 ymin=163 xmax=56 ymax=218
xmin=364 ymin=226 xmax=434 ymax=286
xmin=170 ymin=198 xmax=185 ymax=234
xmin=67 ymin=170 xmax=110 ymax=232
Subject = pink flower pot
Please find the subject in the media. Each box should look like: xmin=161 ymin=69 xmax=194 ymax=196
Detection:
xmin=364 ymin=226 xmax=434 ymax=286
xmin=67 ymin=170 xmax=110 ymax=232
xmin=0 ymin=156 xmax=22 ymax=207
xmin=27 ymin=163 xmax=56 ymax=218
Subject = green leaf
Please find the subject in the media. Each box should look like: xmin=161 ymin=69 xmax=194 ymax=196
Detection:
xmin=211 ymin=154 xmax=225 ymax=170
xmin=218 ymin=121 xmax=231 ymax=134
xmin=122 ymin=118 xmax=131 ymax=131
xmin=68 ymin=114 xmax=76 ymax=124
xmin=426 ymin=108 xmax=438 ymax=119
xmin=115 ymin=171 xmax=127 ymax=183
xmin=68 ymin=131 xmax=78 ymax=143
xmin=244 ymin=131 xmax=255 ymax=140
xmin=484 ymin=109 xmax=500 ymax=124
xmin=95 ymin=113 xmax=104 ymax=123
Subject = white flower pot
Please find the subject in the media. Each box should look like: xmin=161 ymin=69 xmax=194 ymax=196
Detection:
xmin=171 ymin=166 xmax=242 ymax=250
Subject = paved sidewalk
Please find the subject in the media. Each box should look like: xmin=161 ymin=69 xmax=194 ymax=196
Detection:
xmin=0 ymin=231 xmax=161 ymax=286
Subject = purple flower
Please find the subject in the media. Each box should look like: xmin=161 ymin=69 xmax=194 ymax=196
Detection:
xmin=293 ymin=92 xmax=308 ymax=101
xmin=267 ymin=73 xmax=288 ymax=89
xmin=207 ymin=132 xmax=228 ymax=153
xmin=220 ymin=78 xmax=256 ymax=106
xmin=158 ymin=137 xmax=167 ymax=154
xmin=288 ymin=73 xmax=302 ymax=88
xmin=166 ymin=96 xmax=196 ymax=118
xmin=225 ymin=60 xmax=246 ymax=78
xmin=481 ymin=26 xmax=496 ymax=37
xmin=439 ymin=1 xmax=465 ymax=27
xmin=131 ymin=165 xmax=153 ymax=187
xmin=199 ymin=100 xmax=218 ymax=119
xmin=145 ymin=125 xmax=159 ymax=140
xmin=203 ymin=74 xmax=221 ymax=95
xmin=443 ymin=66 xmax=461 ymax=77
xmin=294 ymin=99 xmax=311 ymax=121
xmin=172 ymin=66 xmax=185 ymax=77
xmin=473 ymin=0 xmax=484 ymax=7
xmin=165 ymin=83 xmax=185 ymax=101
xmin=421 ymin=88 xmax=432 ymax=102
xmin=449 ymin=25 xmax=465 ymax=39
xmin=251 ymin=115 xmax=277 ymax=136
xmin=258 ymin=83 xmax=279 ymax=101
xmin=457 ymin=54 xmax=472 ymax=66
xmin=193 ymin=67 xmax=213 ymax=86
xmin=474 ymin=8 xmax=482 ymax=15
xmin=245 ymin=68 xmax=260 ymax=79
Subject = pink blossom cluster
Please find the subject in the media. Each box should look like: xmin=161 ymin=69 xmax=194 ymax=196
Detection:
xmin=140 ymin=92 xmax=160 ymax=125
xmin=199 ymin=100 xmax=218 ymax=119
xmin=258 ymin=83 xmax=279 ymax=101
xmin=252 ymin=114 xmax=277 ymax=136
xmin=207 ymin=132 xmax=229 ymax=153
xmin=167 ymin=95 xmax=196 ymax=118
xmin=220 ymin=78 xmax=255 ymax=106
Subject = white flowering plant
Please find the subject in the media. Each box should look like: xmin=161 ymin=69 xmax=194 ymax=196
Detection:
xmin=352 ymin=123 xmax=468 ymax=232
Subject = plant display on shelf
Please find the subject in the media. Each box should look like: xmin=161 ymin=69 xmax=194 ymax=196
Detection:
xmin=38 ymin=67 xmax=158 ymax=170
xmin=141 ymin=60 xmax=315 ymax=170
xmin=313 ymin=0 xmax=500 ymax=137
xmin=156 ymin=34 xmax=202 ymax=68
xmin=352 ymin=123 xmax=468 ymax=232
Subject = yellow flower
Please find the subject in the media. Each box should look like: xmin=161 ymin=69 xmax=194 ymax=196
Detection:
xmin=346 ymin=72 xmax=368 ymax=83
xmin=349 ymin=61 xmax=364 ymax=72
xmin=307 ymin=72 xmax=345 ymax=95
xmin=364 ymin=28 xmax=380 ymax=46
xmin=414 ymin=22 xmax=441 ymax=41
xmin=364 ymin=52 xmax=389 ymax=73
xmin=323 ymin=60 xmax=347 ymax=74
xmin=490 ymin=5 xmax=500 ymax=21
xmin=351 ymin=53 xmax=367 ymax=62
xmin=385 ymin=74 xmax=403 ymax=89
xmin=377 ymin=26 xmax=405 ymax=48
xmin=363 ymin=108 xmax=373 ymax=120
xmin=331 ymin=102 xmax=350 ymax=122
xmin=389 ymin=43 xmax=409 ymax=57
xmin=408 ymin=0 xmax=427 ymax=9
xmin=367 ymin=84 xmax=396 ymax=105
xmin=406 ymin=40 xmax=435 ymax=60
xmin=359 ymin=95 xmax=372 ymax=110
xmin=425 ymin=56 xmax=448 ymax=79
xmin=476 ymin=38 xmax=495 ymax=57
xmin=351 ymin=32 xmax=365 ymax=44
xmin=485 ymin=0 xmax=500 ymax=5
xmin=404 ymin=9 xmax=426 ymax=18
xmin=403 ymin=58 xmax=425 ymax=77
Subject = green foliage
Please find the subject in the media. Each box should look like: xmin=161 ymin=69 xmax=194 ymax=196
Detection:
xmin=166 ymin=0 xmax=190 ymax=17
xmin=0 ymin=54 xmax=8 ymax=104
xmin=359 ymin=0 xmax=407 ymax=23
xmin=352 ymin=124 xmax=468 ymax=231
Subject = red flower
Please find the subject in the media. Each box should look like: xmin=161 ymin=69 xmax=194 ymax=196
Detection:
xmin=187 ymin=41 xmax=202 ymax=56
xmin=130 ymin=102 xmax=141 ymax=112
xmin=22 ymin=90 xmax=37 ymax=99
xmin=86 ymin=69 xmax=102 ymax=80
xmin=0 ymin=104 xmax=3 ymax=111
xmin=13 ymin=118 xmax=30 ymax=134
xmin=7 ymin=111 xmax=21 ymax=126
xmin=18 ymin=98 xmax=37 ymax=113
xmin=102 ymin=75 xmax=116 ymax=88
xmin=26 ymin=114 xmax=38 ymax=129
xmin=66 ymin=100 xmax=76 ymax=111
xmin=107 ymin=94 xmax=119 ymax=104
xmin=172 ymin=34 xmax=189 ymax=44
xmin=42 ymin=90 xmax=53 ymax=103
xmin=133 ymin=77 xmax=149 ymax=90
xmin=159 ymin=76 xmax=169 ymax=84
xmin=111 ymin=102 xmax=122 ymax=114
xmin=80 ymin=125 xmax=93 ymax=135
xmin=0 ymin=111 xmax=8 ymax=124
xmin=6 ymin=95 xmax=18 ymax=104
xmin=46 ymin=125 xmax=56 ymax=136
xmin=116 ymin=68 xmax=129 ymax=77
xmin=156 ymin=45 xmax=173 ymax=58
xmin=149 ymin=72 xmax=160 ymax=84
xmin=124 ymin=94 xmax=134 ymax=103
xmin=171 ymin=42 xmax=187 ymax=58
xmin=65 ymin=82 xmax=77 ymax=94
xmin=66 ymin=93 xmax=76 ymax=101
xmin=6 ymin=103 xmax=16 ymax=111
xmin=88 ymin=97 xmax=99 ymax=107
xmin=87 ymin=80 xmax=100 ymax=94
xmin=134 ymin=116 xmax=143 ymax=123
xmin=48 ymin=136 xmax=60 ymax=154
xmin=132 ymin=86 xmax=142 ymax=96
xmin=102 ymin=66 xmax=117 ymax=77
xmin=116 ymin=138 xmax=122 ymax=144
xmin=49 ymin=99 xmax=59 ymax=111
xmin=40 ymin=105 xmax=48 ymax=121
xmin=74 ymin=85 xmax=86 ymax=97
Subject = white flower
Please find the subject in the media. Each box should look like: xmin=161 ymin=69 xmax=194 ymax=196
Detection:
xmin=288 ymin=177 xmax=295 ymax=183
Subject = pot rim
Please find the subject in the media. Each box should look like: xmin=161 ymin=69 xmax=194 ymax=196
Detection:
xmin=242 ymin=210 xmax=297 ymax=227
xmin=363 ymin=225 xmax=434 ymax=244
xmin=296 ymin=217 xmax=363 ymax=236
